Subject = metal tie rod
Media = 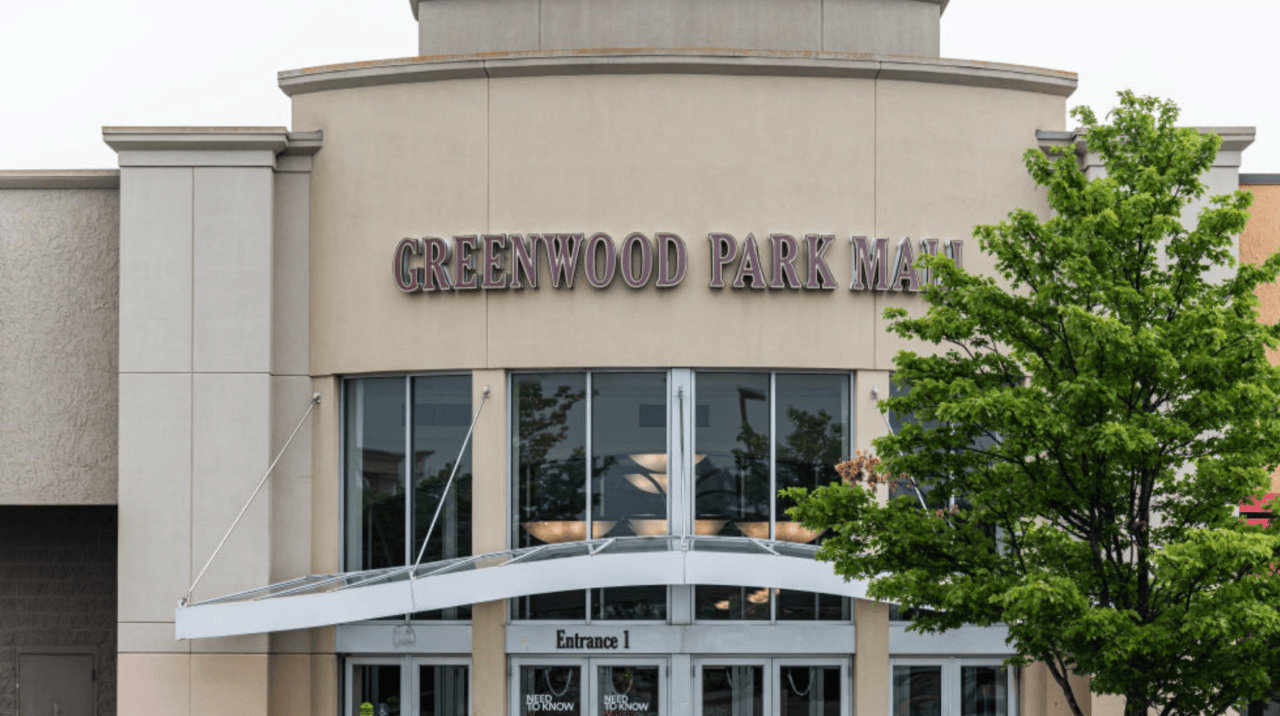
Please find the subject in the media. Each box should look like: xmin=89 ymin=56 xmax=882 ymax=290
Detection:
xmin=181 ymin=392 xmax=322 ymax=607
xmin=411 ymin=386 xmax=489 ymax=577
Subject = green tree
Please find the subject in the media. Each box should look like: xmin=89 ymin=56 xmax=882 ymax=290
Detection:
xmin=785 ymin=92 xmax=1280 ymax=716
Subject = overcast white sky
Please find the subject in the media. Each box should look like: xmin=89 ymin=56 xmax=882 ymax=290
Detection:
xmin=1 ymin=0 xmax=1276 ymax=173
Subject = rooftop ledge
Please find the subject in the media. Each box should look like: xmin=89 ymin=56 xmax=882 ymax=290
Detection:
xmin=0 ymin=170 xmax=120 ymax=190
xmin=278 ymin=49 xmax=1077 ymax=98
xmin=407 ymin=0 xmax=952 ymax=21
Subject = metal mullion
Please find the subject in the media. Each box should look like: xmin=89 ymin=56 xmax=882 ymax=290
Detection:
xmin=404 ymin=376 xmax=413 ymax=569
xmin=585 ymin=371 xmax=593 ymax=538
xmin=769 ymin=372 xmax=777 ymax=541
xmin=769 ymin=372 xmax=777 ymax=623
xmin=687 ymin=370 xmax=697 ymax=539
xmin=585 ymin=371 xmax=593 ymax=623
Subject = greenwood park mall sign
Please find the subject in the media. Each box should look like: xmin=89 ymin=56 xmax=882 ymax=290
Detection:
xmin=393 ymin=232 xmax=964 ymax=294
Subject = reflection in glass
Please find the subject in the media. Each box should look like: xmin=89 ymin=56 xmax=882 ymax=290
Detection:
xmin=345 ymin=379 xmax=407 ymax=572
xmin=774 ymin=374 xmax=849 ymax=542
xmin=419 ymin=664 xmax=468 ymax=716
xmin=520 ymin=665 xmax=582 ymax=716
xmin=777 ymin=590 xmax=849 ymax=621
xmin=412 ymin=376 xmax=473 ymax=620
xmin=352 ymin=665 xmax=401 ymax=716
xmin=961 ymin=667 xmax=1007 ymax=716
xmin=780 ymin=666 xmax=840 ymax=716
xmin=701 ymin=666 xmax=763 ymax=716
xmin=695 ymin=586 xmax=771 ymax=621
xmin=593 ymin=373 xmax=668 ymax=537
xmin=514 ymin=590 xmax=587 ymax=621
xmin=594 ymin=586 xmax=668 ymax=621
xmin=893 ymin=666 xmax=942 ymax=716
xmin=598 ymin=666 xmax=660 ymax=716
xmin=514 ymin=374 xmax=587 ymax=548
xmin=695 ymin=373 xmax=771 ymax=538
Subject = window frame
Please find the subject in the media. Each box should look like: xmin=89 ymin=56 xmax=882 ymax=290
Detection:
xmin=506 ymin=368 xmax=857 ymax=625
xmin=339 ymin=371 xmax=475 ymax=624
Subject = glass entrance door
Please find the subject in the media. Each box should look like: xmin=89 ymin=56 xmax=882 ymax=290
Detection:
xmin=695 ymin=659 xmax=849 ymax=716
xmin=514 ymin=658 xmax=668 ymax=716
xmin=593 ymin=661 xmax=663 ymax=716
xmin=347 ymin=658 xmax=471 ymax=716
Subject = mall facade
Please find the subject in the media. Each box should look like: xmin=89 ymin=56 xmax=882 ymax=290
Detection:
xmin=1 ymin=1 xmax=1274 ymax=715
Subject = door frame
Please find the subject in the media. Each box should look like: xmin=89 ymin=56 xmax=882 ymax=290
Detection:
xmin=888 ymin=657 xmax=1019 ymax=716
xmin=693 ymin=656 xmax=853 ymax=716
xmin=17 ymin=647 xmax=98 ymax=716
xmin=345 ymin=655 xmax=473 ymax=716
xmin=511 ymin=656 xmax=671 ymax=716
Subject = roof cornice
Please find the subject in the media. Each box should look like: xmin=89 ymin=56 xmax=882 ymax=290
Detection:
xmin=102 ymin=127 xmax=290 ymax=153
xmin=1037 ymin=127 xmax=1257 ymax=157
xmin=280 ymin=49 xmax=1075 ymax=98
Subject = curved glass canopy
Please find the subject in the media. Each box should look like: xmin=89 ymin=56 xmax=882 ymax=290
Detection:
xmin=175 ymin=535 xmax=868 ymax=639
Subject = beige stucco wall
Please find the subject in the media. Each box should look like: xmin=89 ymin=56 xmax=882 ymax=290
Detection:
xmin=1240 ymin=183 xmax=1280 ymax=493
xmin=0 ymin=188 xmax=119 ymax=505
xmin=295 ymin=73 xmax=1063 ymax=378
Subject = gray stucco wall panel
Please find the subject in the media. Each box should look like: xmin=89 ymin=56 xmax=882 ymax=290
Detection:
xmin=823 ymin=0 xmax=940 ymax=55
xmin=419 ymin=0 xmax=541 ymax=56
xmin=539 ymin=0 xmax=823 ymax=53
xmin=0 ymin=189 xmax=119 ymax=505
xmin=413 ymin=0 xmax=944 ymax=57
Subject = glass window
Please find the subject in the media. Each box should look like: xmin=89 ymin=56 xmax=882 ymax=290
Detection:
xmin=345 ymin=375 xmax=473 ymax=620
xmin=346 ymin=378 xmax=407 ymax=573
xmin=695 ymin=372 xmax=850 ymax=542
xmin=774 ymin=374 xmax=849 ymax=542
xmin=593 ymin=586 xmax=668 ymax=621
xmin=695 ymin=586 xmax=772 ymax=621
xmin=512 ymin=372 xmax=668 ymax=621
xmin=777 ymin=590 xmax=849 ymax=621
xmin=694 ymin=373 xmax=771 ymax=538
xmin=513 ymin=374 xmax=588 ymax=549
xmin=514 ymin=590 xmax=587 ymax=621
xmin=694 ymin=372 xmax=851 ymax=622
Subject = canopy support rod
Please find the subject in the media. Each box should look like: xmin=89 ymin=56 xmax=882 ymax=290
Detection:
xmin=411 ymin=386 xmax=489 ymax=577
xmin=871 ymin=385 xmax=928 ymax=511
xmin=182 ymin=391 xmax=322 ymax=606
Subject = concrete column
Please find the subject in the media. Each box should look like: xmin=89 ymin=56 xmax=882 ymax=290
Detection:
xmin=473 ymin=601 xmax=508 ymax=716
xmin=107 ymin=128 xmax=295 ymax=716
xmin=854 ymin=599 xmax=889 ymax=716
xmin=471 ymin=370 xmax=509 ymax=716
xmin=1021 ymin=661 xmax=1095 ymax=716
